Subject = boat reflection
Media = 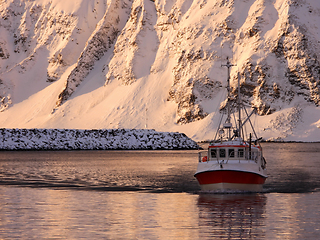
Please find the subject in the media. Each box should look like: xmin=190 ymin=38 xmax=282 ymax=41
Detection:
xmin=197 ymin=194 xmax=267 ymax=239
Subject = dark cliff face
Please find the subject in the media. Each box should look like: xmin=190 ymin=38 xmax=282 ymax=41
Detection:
xmin=0 ymin=0 xmax=319 ymax=126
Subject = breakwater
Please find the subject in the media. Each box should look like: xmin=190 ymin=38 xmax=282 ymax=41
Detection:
xmin=0 ymin=128 xmax=199 ymax=150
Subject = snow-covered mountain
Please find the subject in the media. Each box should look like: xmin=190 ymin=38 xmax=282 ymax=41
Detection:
xmin=0 ymin=0 xmax=319 ymax=141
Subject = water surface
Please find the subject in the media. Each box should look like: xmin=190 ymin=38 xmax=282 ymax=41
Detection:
xmin=0 ymin=143 xmax=319 ymax=239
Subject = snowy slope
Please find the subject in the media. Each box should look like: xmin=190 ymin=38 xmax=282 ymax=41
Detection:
xmin=0 ymin=0 xmax=319 ymax=142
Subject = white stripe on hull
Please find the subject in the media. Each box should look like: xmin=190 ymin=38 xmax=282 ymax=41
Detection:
xmin=200 ymin=182 xmax=264 ymax=192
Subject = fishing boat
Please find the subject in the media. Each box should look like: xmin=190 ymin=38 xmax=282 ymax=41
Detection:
xmin=194 ymin=58 xmax=267 ymax=192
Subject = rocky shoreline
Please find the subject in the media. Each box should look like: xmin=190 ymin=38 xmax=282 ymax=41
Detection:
xmin=0 ymin=128 xmax=199 ymax=150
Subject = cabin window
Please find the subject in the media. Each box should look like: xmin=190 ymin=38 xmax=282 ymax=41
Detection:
xmin=238 ymin=148 xmax=244 ymax=158
xmin=228 ymin=149 xmax=235 ymax=158
xmin=210 ymin=149 xmax=217 ymax=158
xmin=219 ymin=149 xmax=226 ymax=158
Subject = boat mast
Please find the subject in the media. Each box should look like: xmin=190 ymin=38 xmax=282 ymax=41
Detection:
xmin=222 ymin=57 xmax=234 ymax=141
xmin=237 ymin=72 xmax=242 ymax=140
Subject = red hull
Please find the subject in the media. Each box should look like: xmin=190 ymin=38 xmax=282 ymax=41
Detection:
xmin=194 ymin=170 xmax=266 ymax=185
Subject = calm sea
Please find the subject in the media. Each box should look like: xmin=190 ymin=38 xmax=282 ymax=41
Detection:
xmin=0 ymin=143 xmax=319 ymax=239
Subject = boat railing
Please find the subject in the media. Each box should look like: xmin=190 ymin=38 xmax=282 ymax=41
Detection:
xmin=245 ymin=151 xmax=259 ymax=162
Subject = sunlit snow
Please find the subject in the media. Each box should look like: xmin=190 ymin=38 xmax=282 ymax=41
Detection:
xmin=0 ymin=0 xmax=319 ymax=142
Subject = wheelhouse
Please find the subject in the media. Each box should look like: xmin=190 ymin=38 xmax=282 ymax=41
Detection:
xmin=206 ymin=144 xmax=261 ymax=162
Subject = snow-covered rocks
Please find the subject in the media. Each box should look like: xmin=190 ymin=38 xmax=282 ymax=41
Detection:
xmin=0 ymin=128 xmax=199 ymax=150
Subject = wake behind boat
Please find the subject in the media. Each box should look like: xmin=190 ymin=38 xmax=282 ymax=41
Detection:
xmin=194 ymin=58 xmax=267 ymax=192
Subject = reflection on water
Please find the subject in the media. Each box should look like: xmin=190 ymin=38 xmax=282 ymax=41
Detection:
xmin=0 ymin=187 xmax=200 ymax=239
xmin=0 ymin=143 xmax=320 ymax=239
xmin=0 ymin=187 xmax=269 ymax=240
xmin=264 ymin=193 xmax=320 ymax=240
xmin=197 ymin=194 xmax=266 ymax=239
xmin=2 ymin=186 xmax=319 ymax=239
